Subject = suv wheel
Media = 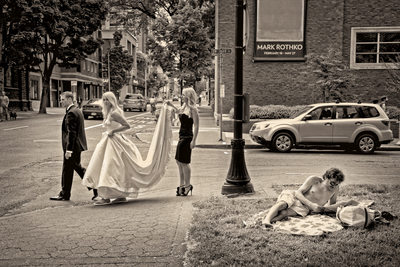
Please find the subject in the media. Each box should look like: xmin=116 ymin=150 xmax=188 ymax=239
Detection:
xmin=272 ymin=132 xmax=294 ymax=152
xmin=355 ymin=133 xmax=377 ymax=154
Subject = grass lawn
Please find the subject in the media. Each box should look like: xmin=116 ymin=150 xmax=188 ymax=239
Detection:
xmin=185 ymin=184 xmax=400 ymax=266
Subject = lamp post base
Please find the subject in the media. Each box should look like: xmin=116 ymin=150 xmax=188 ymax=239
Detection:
xmin=221 ymin=138 xmax=255 ymax=195
xmin=221 ymin=181 xmax=254 ymax=195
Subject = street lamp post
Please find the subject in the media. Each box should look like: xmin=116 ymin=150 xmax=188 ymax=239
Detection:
xmin=107 ymin=51 xmax=111 ymax=92
xmin=221 ymin=0 xmax=254 ymax=195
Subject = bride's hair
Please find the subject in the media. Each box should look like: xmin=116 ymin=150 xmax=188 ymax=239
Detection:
xmin=102 ymin=92 xmax=123 ymax=122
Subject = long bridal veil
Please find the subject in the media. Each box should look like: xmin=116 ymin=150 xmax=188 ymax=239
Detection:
xmin=82 ymin=104 xmax=172 ymax=198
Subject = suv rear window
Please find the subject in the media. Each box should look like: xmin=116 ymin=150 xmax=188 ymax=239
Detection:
xmin=336 ymin=106 xmax=379 ymax=119
xmin=357 ymin=106 xmax=380 ymax=118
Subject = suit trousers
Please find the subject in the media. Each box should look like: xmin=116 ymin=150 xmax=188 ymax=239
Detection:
xmin=61 ymin=151 xmax=85 ymax=198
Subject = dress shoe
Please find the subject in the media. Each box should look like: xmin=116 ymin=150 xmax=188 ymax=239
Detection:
xmin=91 ymin=189 xmax=98 ymax=200
xmin=50 ymin=195 xmax=70 ymax=201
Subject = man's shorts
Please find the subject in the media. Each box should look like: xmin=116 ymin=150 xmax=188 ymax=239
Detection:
xmin=277 ymin=190 xmax=310 ymax=217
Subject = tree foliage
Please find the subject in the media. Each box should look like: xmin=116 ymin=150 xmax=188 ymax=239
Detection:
xmin=148 ymin=1 xmax=213 ymax=94
xmin=147 ymin=68 xmax=168 ymax=96
xmin=385 ymin=55 xmax=400 ymax=94
xmin=306 ymin=49 xmax=356 ymax=102
xmin=106 ymin=31 xmax=134 ymax=99
xmin=1 ymin=0 xmax=107 ymax=113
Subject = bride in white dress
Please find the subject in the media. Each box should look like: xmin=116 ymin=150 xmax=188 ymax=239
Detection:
xmin=82 ymin=92 xmax=172 ymax=205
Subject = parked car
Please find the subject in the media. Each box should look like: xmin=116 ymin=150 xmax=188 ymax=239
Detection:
xmin=123 ymin=93 xmax=147 ymax=112
xmin=249 ymin=102 xmax=393 ymax=154
xmin=82 ymin=98 xmax=102 ymax=119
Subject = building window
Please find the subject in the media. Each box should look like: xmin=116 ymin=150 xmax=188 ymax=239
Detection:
xmin=350 ymin=27 xmax=400 ymax=69
xmin=30 ymin=79 xmax=39 ymax=100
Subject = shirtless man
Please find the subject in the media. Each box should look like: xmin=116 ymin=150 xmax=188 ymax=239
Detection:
xmin=262 ymin=167 xmax=358 ymax=227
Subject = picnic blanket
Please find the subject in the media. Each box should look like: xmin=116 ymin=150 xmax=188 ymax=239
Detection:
xmin=243 ymin=210 xmax=342 ymax=236
xmin=243 ymin=200 xmax=375 ymax=236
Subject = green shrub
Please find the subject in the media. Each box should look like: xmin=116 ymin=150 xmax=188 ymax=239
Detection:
xmin=386 ymin=106 xmax=400 ymax=120
xmin=229 ymin=105 xmax=307 ymax=120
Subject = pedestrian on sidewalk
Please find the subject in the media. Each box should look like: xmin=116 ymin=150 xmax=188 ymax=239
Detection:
xmin=166 ymin=87 xmax=199 ymax=196
xmin=379 ymin=96 xmax=388 ymax=112
xmin=0 ymin=91 xmax=9 ymax=121
xmin=50 ymin=91 xmax=96 ymax=201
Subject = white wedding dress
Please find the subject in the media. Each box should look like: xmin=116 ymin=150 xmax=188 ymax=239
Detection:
xmin=82 ymin=105 xmax=172 ymax=199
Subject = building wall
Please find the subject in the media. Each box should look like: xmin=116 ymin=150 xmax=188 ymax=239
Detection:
xmin=342 ymin=0 xmax=400 ymax=106
xmin=218 ymin=0 xmax=400 ymax=113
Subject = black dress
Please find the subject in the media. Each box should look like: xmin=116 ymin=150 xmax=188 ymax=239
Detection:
xmin=175 ymin=113 xmax=194 ymax=164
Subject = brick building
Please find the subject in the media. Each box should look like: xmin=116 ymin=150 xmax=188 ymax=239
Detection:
xmin=215 ymin=0 xmax=400 ymax=114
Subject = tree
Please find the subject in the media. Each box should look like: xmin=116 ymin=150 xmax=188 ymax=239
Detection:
xmin=306 ymin=48 xmax=356 ymax=102
xmin=4 ymin=0 xmax=107 ymax=113
xmin=106 ymin=31 xmax=134 ymax=99
xmin=0 ymin=0 xmax=37 ymax=92
xmin=108 ymin=0 xmax=180 ymax=20
xmin=147 ymin=68 xmax=168 ymax=96
xmin=148 ymin=2 xmax=213 ymax=95
xmin=385 ymin=54 xmax=400 ymax=93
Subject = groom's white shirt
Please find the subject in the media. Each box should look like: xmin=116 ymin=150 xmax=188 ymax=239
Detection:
xmin=65 ymin=104 xmax=75 ymax=154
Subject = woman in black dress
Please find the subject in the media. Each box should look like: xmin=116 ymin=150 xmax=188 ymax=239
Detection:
xmin=166 ymin=87 xmax=199 ymax=196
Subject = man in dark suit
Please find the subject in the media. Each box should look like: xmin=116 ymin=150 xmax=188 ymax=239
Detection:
xmin=50 ymin=91 xmax=97 ymax=201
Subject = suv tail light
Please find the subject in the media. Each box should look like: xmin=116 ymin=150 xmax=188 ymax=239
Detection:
xmin=381 ymin=120 xmax=389 ymax=126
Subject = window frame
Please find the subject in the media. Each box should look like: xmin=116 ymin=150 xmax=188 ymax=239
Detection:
xmin=350 ymin=26 xmax=400 ymax=69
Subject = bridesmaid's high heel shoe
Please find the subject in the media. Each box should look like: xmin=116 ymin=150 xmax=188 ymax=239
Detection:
xmin=181 ymin=185 xmax=193 ymax=196
xmin=176 ymin=186 xmax=184 ymax=196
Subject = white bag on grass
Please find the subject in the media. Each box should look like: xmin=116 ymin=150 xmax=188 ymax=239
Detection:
xmin=336 ymin=205 xmax=376 ymax=228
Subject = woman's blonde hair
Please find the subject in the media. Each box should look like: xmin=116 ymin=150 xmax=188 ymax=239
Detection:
xmin=182 ymin=87 xmax=198 ymax=107
xmin=102 ymin=91 xmax=123 ymax=121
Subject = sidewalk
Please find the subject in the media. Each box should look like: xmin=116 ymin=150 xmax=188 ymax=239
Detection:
xmin=194 ymin=105 xmax=400 ymax=151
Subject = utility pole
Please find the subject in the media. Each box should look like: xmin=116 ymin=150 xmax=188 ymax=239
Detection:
xmin=221 ymin=0 xmax=254 ymax=195
xmin=107 ymin=51 xmax=111 ymax=92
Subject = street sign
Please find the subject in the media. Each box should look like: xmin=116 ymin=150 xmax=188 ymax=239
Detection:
xmin=71 ymin=81 xmax=77 ymax=86
xmin=102 ymin=79 xmax=109 ymax=83
xmin=221 ymin=84 xmax=225 ymax=98
xmin=212 ymin=48 xmax=232 ymax=55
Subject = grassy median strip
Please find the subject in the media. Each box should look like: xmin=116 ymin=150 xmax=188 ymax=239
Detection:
xmin=185 ymin=184 xmax=400 ymax=266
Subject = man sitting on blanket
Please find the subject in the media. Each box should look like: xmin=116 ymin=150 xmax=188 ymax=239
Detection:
xmin=262 ymin=167 xmax=358 ymax=228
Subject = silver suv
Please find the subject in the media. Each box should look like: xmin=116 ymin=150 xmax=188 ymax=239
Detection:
xmin=249 ymin=102 xmax=393 ymax=153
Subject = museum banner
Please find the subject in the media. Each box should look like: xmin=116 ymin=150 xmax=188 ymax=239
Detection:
xmin=254 ymin=0 xmax=306 ymax=61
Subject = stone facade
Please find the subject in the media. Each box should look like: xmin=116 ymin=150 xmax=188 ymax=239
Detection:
xmin=217 ymin=0 xmax=400 ymax=114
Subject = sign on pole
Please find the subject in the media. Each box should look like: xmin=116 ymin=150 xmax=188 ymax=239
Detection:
xmin=220 ymin=84 xmax=225 ymax=98
xmin=212 ymin=48 xmax=232 ymax=56
xmin=71 ymin=81 xmax=77 ymax=86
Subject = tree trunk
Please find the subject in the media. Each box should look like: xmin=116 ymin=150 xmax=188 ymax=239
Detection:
xmin=39 ymin=75 xmax=50 ymax=114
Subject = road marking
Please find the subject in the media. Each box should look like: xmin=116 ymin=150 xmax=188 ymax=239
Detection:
xmin=85 ymin=113 xmax=146 ymax=130
xmin=33 ymin=139 xmax=58 ymax=143
xmin=3 ymin=126 xmax=29 ymax=131
xmin=85 ymin=124 xmax=103 ymax=130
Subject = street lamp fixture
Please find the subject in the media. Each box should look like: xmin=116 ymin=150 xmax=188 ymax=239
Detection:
xmin=221 ymin=0 xmax=254 ymax=195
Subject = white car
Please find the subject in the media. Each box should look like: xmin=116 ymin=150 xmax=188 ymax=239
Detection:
xmin=249 ymin=102 xmax=393 ymax=153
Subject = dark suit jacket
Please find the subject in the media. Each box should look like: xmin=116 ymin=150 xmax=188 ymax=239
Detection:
xmin=62 ymin=105 xmax=87 ymax=152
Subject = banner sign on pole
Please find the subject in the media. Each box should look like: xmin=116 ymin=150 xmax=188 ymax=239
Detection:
xmin=254 ymin=0 xmax=306 ymax=61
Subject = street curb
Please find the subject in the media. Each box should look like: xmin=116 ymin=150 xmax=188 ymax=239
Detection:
xmin=196 ymin=144 xmax=400 ymax=151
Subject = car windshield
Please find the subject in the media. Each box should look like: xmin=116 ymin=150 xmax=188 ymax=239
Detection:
xmin=126 ymin=94 xmax=142 ymax=99
xmin=290 ymin=105 xmax=314 ymax=119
